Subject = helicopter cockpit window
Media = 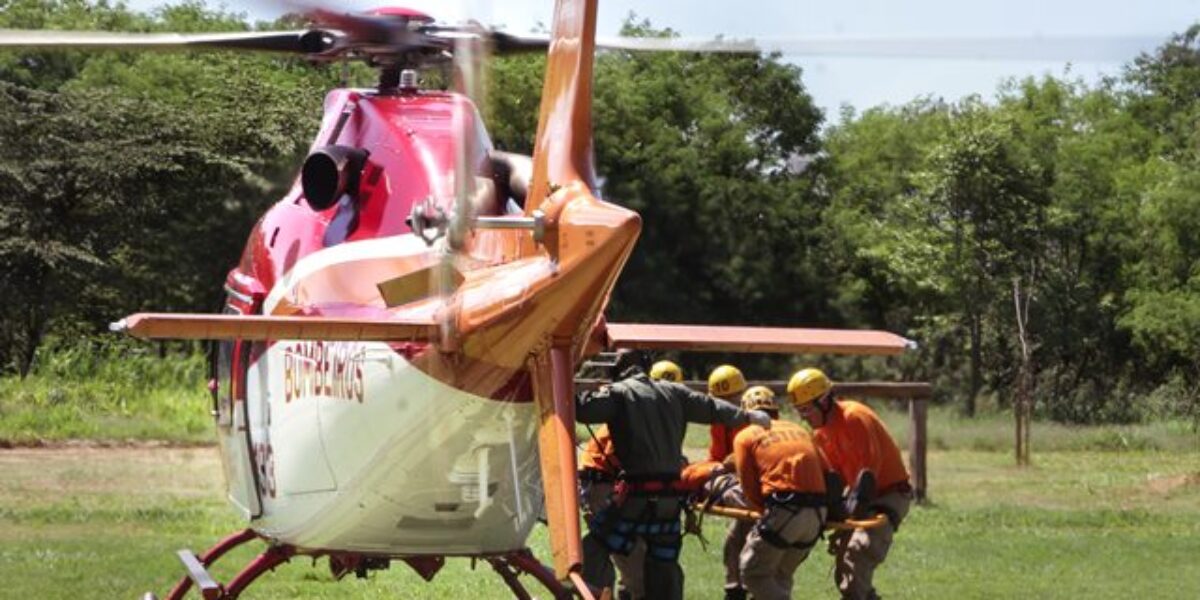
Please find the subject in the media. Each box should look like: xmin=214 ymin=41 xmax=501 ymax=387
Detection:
xmin=212 ymin=306 xmax=247 ymax=429
xmin=463 ymin=109 xmax=505 ymax=218
xmin=214 ymin=337 xmax=235 ymax=429
xmin=467 ymin=101 xmax=531 ymax=215
xmin=488 ymin=150 xmax=533 ymax=216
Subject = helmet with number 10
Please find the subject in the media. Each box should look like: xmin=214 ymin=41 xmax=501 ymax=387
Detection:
xmin=708 ymin=364 xmax=747 ymax=399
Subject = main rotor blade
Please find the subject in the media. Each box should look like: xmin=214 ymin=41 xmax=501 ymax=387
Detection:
xmin=0 ymin=28 xmax=332 ymax=54
xmin=442 ymin=28 xmax=1161 ymax=61
xmin=591 ymin=33 xmax=1163 ymax=61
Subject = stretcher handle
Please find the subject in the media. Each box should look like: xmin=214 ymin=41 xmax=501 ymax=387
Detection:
xmin=692 ymin=503 xmax=889 ymax=530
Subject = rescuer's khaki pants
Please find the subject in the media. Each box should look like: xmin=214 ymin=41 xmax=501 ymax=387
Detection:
xmin=705 ymin=474 xmax=752 ymax=593
xmin=580 ymin=480 xmax=645 ymax=598
xmin=739 ymin=505 xmax=825 ymax=600
xmin=831 ymin=490 xmax=912 ymax=600
xmin=609 ymin=541 xmax=646 ymax=598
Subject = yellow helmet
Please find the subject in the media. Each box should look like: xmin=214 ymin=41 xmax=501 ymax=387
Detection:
xmin=650 ymin=360 xmax=683 ymax=383
xmin=708 ymin=365 xmax=747 ymax=398
xmin=787 ymin=368 xmax=833 ymax=407
xmin=741 ymin=385 xmax=778 ymax=412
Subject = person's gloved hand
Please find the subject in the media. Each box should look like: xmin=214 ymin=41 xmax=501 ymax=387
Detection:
xmin=845 ymin=469 xmax=877 ymax=519
xmin=748 ymin=410 xmax=772 ymax=429
xmin=824 ymin=471 xmax=848 ymax=522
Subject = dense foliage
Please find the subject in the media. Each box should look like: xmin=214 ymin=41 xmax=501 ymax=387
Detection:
xmin=0 ymin=0 xmax=339 ymax=375
xmin=823 ymin=26 xmax=1200 ymax=423
xmin=1 ymin=2 xmax=1197 ymax=425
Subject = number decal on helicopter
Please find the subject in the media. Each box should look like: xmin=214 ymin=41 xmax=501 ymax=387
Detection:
xmin=253 ymin=441 xmax=276 ymax=499
xmin=282 ymin=341 xmax=366 ymax=404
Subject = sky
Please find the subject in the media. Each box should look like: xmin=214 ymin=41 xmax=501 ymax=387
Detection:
xmin=129 ymin=0 xmax=1200 ymax=123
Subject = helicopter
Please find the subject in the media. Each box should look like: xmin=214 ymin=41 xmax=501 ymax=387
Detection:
xmin=0 ymin=2 xmax=925 ymax=598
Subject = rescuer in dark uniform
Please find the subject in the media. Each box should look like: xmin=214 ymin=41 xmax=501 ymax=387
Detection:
xmin=579 ymin=425 xmax=634 ymax=597
xmin=576 ymin=350 xmax=772 ymax=600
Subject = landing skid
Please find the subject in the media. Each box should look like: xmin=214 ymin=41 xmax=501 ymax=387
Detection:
xmin=144 ymin=529 xmax=586 ymax=599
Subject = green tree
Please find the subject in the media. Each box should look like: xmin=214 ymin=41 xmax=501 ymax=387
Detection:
xmin=992 ymin=77 xmax=1150 ymax=422
xmin=822 ymin=98 xmax=953 ymax=383
xmin=825 ymin=98 xmax=1048 ymax=415
xmin=1119 ymin=164 xmax=1200 ymax=380
xmin=1124 ymin=24 xmax=1200 ymax=157
xmin=919 ymin=103 xmax=1050 ymax=416
xmin=488 ymin=21 xmax=829 ymax=377
xmin=0 ymin=1 xmax=337 ymax=374
xmin=590 ymin=23 xmax=826 ymax=328
xmin=0 ymin=83 xmax=245 ymax=374
xmin=1118 ymin=23 xmax=1200 ymax=391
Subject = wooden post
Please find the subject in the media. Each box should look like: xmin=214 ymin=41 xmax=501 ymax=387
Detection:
xmin=909 ymin=398 xmax=928 ymax=504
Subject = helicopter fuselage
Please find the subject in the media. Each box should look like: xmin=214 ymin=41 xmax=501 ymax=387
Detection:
xmin=208 ymin=86 xmax=628 ymax=555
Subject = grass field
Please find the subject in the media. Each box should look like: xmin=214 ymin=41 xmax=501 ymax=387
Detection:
xmin=2 ymin=420 xmax=1198 ymax=599
xmin=0 ymin=344 xmax=211 ymax=445
xmin=2 ymin=352 xmax=1198 ymax=598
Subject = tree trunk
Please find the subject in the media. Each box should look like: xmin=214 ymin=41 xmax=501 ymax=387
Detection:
xmin=16 ymin=264 xmax=50 ymax=379
xmin=17 ymin=301 xmax=47 ymax=379
xmin=966 ymin=313 xmax=981 ymax=417
xmin=1012 ymin=277 xmax=1035 ymax=467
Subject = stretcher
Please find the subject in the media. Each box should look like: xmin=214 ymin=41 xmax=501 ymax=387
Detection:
xmin=693 ymin=503 xmax=889 ymax=531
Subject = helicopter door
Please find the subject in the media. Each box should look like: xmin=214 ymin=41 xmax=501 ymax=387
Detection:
xmin=212 ymin=309 xmax=263 ymax=519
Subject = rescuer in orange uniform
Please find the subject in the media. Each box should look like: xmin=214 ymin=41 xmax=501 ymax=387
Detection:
xmin=788 ymin=368 xmax=912 ymax=600
xmin=706 ymin=364 xmax=749 ymax=464
xmin=732 ymin=386 xmax=828 ymax=600
xmin=680 ymin=365 xmax=749 ymax=484
xmin=678 ymin=365 xmax=744 ymax=490
xmin=677 ymin=365 xmax=755 ymax=600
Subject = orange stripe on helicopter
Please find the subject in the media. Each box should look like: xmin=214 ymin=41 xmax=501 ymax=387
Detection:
xmin=605 ymin=323 xmax=915 ymax=355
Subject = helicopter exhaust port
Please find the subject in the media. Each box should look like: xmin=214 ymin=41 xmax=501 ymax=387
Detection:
xmin=301 ymin=145 xmax=369 ymax=211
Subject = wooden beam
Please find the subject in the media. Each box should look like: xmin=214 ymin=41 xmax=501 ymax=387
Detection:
xmin=605 ymin=323 xmax=914 ymax=356
xmin=576 ymin=379 xmax=932 ymax=399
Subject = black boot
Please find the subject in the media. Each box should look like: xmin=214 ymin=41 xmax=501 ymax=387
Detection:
xmin=724 ymin=587 xmax=748 ymax=600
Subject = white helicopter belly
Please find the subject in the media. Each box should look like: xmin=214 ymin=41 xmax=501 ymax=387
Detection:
xmin=242 ymin=341 xmax=543 ymax=555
